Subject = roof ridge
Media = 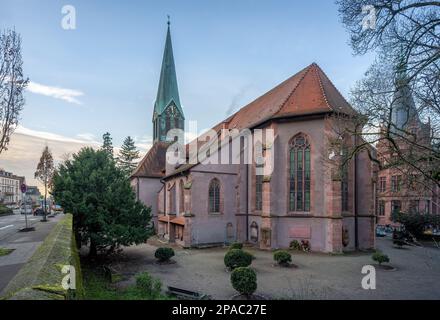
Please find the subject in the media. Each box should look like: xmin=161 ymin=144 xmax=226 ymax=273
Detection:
xmin=274 ymin=63 xmax=315 ymax=115
xmin=312 ymin=64 xmax=333 ymax=111
xmin=315 ymin=64 xmax=355 ymax=113
xmin=226 ymin=64 xmax=312 ymax=128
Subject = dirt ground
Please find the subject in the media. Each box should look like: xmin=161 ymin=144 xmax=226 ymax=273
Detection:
xmin=107 ymin=237 xmax=440 ymax=300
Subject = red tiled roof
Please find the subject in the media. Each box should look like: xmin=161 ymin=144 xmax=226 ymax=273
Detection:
xmin=160 ymin=63 xmax=356 ymax=179
xmin=131 ymin=141 xmax=170 ymax=178
xmin=226 ymin=63 xmax=355 ymax=129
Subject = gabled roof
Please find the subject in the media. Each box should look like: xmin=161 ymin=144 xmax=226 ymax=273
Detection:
xmin=161 ymin=63 xmax=356 ymax=179
xmin=225 ymin=63 xmax=355 ymax=130
xmin=131 ymin=141 xmax=170 ymax=178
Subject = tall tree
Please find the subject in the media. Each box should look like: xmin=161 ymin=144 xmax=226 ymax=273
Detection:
xmin=0 ymin=29 xmax=29 ymax=154
xmin=34 ymin=146 xmax=54 ymax=222
xmin=101 ymin=132 xmax=113 ymax=158
xmin=117 ymin=136 xmax=140 ymax=176
xmin=337 ymin=0 xmax=440 ymax=189
xmin=51 ymin=147 xmax=152 ymax=257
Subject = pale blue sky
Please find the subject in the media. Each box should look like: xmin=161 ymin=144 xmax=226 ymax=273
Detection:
xmin=1 ymin=0 xmax=375 ymax=150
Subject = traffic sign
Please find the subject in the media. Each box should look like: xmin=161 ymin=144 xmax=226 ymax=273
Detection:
xmin=20 ymin=183 xmax=27 ymax=194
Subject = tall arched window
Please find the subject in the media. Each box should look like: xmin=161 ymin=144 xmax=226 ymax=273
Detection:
xmin=289 ymin=134 xmax=311 ymax=212
xmin=179 ymin=180 xmax=185 ymax=214
xmin=209 ymin=178 xmax=221 ymax=213
xmin=168 ymin=184 xmax=175 ymax=214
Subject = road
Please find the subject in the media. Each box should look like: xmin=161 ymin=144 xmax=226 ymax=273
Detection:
xmin=0 ymin=213 xmax=61 ymax=295
xmin=0 ymin=213 xmax=40 ymax=241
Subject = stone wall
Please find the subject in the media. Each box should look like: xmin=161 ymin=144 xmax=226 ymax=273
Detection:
xmin=1 ymin=214 xmax=83 ymax=300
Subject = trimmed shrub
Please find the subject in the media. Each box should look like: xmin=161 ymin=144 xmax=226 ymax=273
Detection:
xmin=135 ymin=272 xmax=162 ymax=298
xmin=154 ymin=247 xmax=175 ymax=262
xmin=229 ymin=242 xmax=243 ymax=250
xmin=224 ymin=249 xmax=253 ymax=270
xmin=273 ymin=250 xmax=292 ymax=266
xmin=231 ymin=267 xmax=257 ymax=296
xmin=372 ymin=251 xmax=390 ymax=265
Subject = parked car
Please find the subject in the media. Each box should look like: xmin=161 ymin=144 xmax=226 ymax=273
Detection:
xmin=33 ymin=208 xmax=44 ymax=216
xmin=376 ymin=226 xmax=387 ymax=237
xmin=20 ymin=205 xmax=32 ymax=215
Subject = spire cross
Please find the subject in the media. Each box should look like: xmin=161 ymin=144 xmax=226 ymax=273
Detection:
xmin=167 ymin=15 xmax=170 ymax=26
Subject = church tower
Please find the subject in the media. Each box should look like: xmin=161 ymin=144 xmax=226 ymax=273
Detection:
xmin=390 ymin=59 xmax=421 ymax=132
xmin=153 ymin=18 xmax=185 ymax=142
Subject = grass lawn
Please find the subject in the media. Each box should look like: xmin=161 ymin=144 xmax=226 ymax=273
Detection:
xmin=82 ymin=264 xmax=172 ymax=300
xmin=0 ymin=248 xmax=14 ymax=256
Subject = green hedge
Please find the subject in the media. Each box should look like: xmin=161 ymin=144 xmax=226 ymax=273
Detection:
xmin=1 ymin=214 xmax=84 ymax=300
xmin=0 ymin=205 xmax=13 ymax=216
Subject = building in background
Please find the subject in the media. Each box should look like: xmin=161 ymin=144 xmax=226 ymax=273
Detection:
xmin=25 ymin=186 xmax=42 ymax=206
xmin=376 ymin=63 xmax=439 ymax=226
xmin=0 ymin=169 xmax=25 ymax=206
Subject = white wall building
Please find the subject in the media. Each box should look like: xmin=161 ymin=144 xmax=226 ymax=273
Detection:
xmin=0 ymin=169 xmax=25 ymax=206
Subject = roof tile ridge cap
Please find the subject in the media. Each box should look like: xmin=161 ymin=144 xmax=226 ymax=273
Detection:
xmin=316 ymin=64 xmax=353 ymax=112
xmin=313 ymin=64 xmax=333 ymax=111
xmin=275 ymin=64 xmax=314 ymax=115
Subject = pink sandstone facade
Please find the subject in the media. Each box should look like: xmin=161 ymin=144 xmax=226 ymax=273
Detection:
xmin=132 ymin=63 xmax=376 ymax=253
xmin=131 ymin=24 xmax=376 ymax=253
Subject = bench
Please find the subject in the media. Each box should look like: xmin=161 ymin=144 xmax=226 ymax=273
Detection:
xmin=166 ymin=286 xmax=211 ymax=300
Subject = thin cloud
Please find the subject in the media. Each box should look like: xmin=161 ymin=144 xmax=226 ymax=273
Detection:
xmin=27 ymin=81 xmax=84 ymax=105
xmin=76 ymin=133 xmax=97 ymax=142
xmin=1 ymin=127 xmax=99 ymax=188
xmin=15 ymin=126 xmax=99 ymax=145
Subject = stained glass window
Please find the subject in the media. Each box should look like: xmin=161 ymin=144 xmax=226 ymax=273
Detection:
xmin=209 ymin=178 xmax=220 ymax=213
xmin=289 ymin=135 xmax=311 ymax=212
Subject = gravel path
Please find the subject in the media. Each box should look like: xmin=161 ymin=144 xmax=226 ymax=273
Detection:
xmin=108 ymin=237 xmax=440 ymax=300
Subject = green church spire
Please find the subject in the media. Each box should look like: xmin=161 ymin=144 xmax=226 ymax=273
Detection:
xmin=153 ymin=17 xmax=185 ymax=142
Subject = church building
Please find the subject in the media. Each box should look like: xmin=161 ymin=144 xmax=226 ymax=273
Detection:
xmin=131 ymin=22 xmax=376 ymax=253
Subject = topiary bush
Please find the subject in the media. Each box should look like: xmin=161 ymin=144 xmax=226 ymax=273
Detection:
xmin=135 ymin=272 xmax=162 ymax=298
xmin=229 ymin=242 xmax=243 ymax=250
xmin=372 ymin=250 xmax=390 ymax=265
xmin=273 ymin=250 xmax=292 ymax=266
xmin=224 ymin=249 xmax=253 ymax=270
xmin=231 ymin=267 xmax=257 ymax=297
xmin=154 ymin=247 xmax=175 ymax=262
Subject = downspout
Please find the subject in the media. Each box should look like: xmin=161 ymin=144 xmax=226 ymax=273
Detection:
xmin=160 ymin=178 xmax=166 ymax=216
xmin=246 ymin=163 xmax=249 ymax=242
xmin=160 ymin=178 xmax=168 ymax=239
xmin=354 ymin=127 xmax=359 ymax=250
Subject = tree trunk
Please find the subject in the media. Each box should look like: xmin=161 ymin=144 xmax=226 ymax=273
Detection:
xmin=75 ymin=231 xmax=82 ymax=249
xmin=89 ymin=239 xmax=97 ymax=258
xmin=42 ymin=181 xmax=48 ymax=222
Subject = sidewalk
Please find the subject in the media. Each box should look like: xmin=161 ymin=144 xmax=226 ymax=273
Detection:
xmin=0 ymin=215 xmax=62 ymax=294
